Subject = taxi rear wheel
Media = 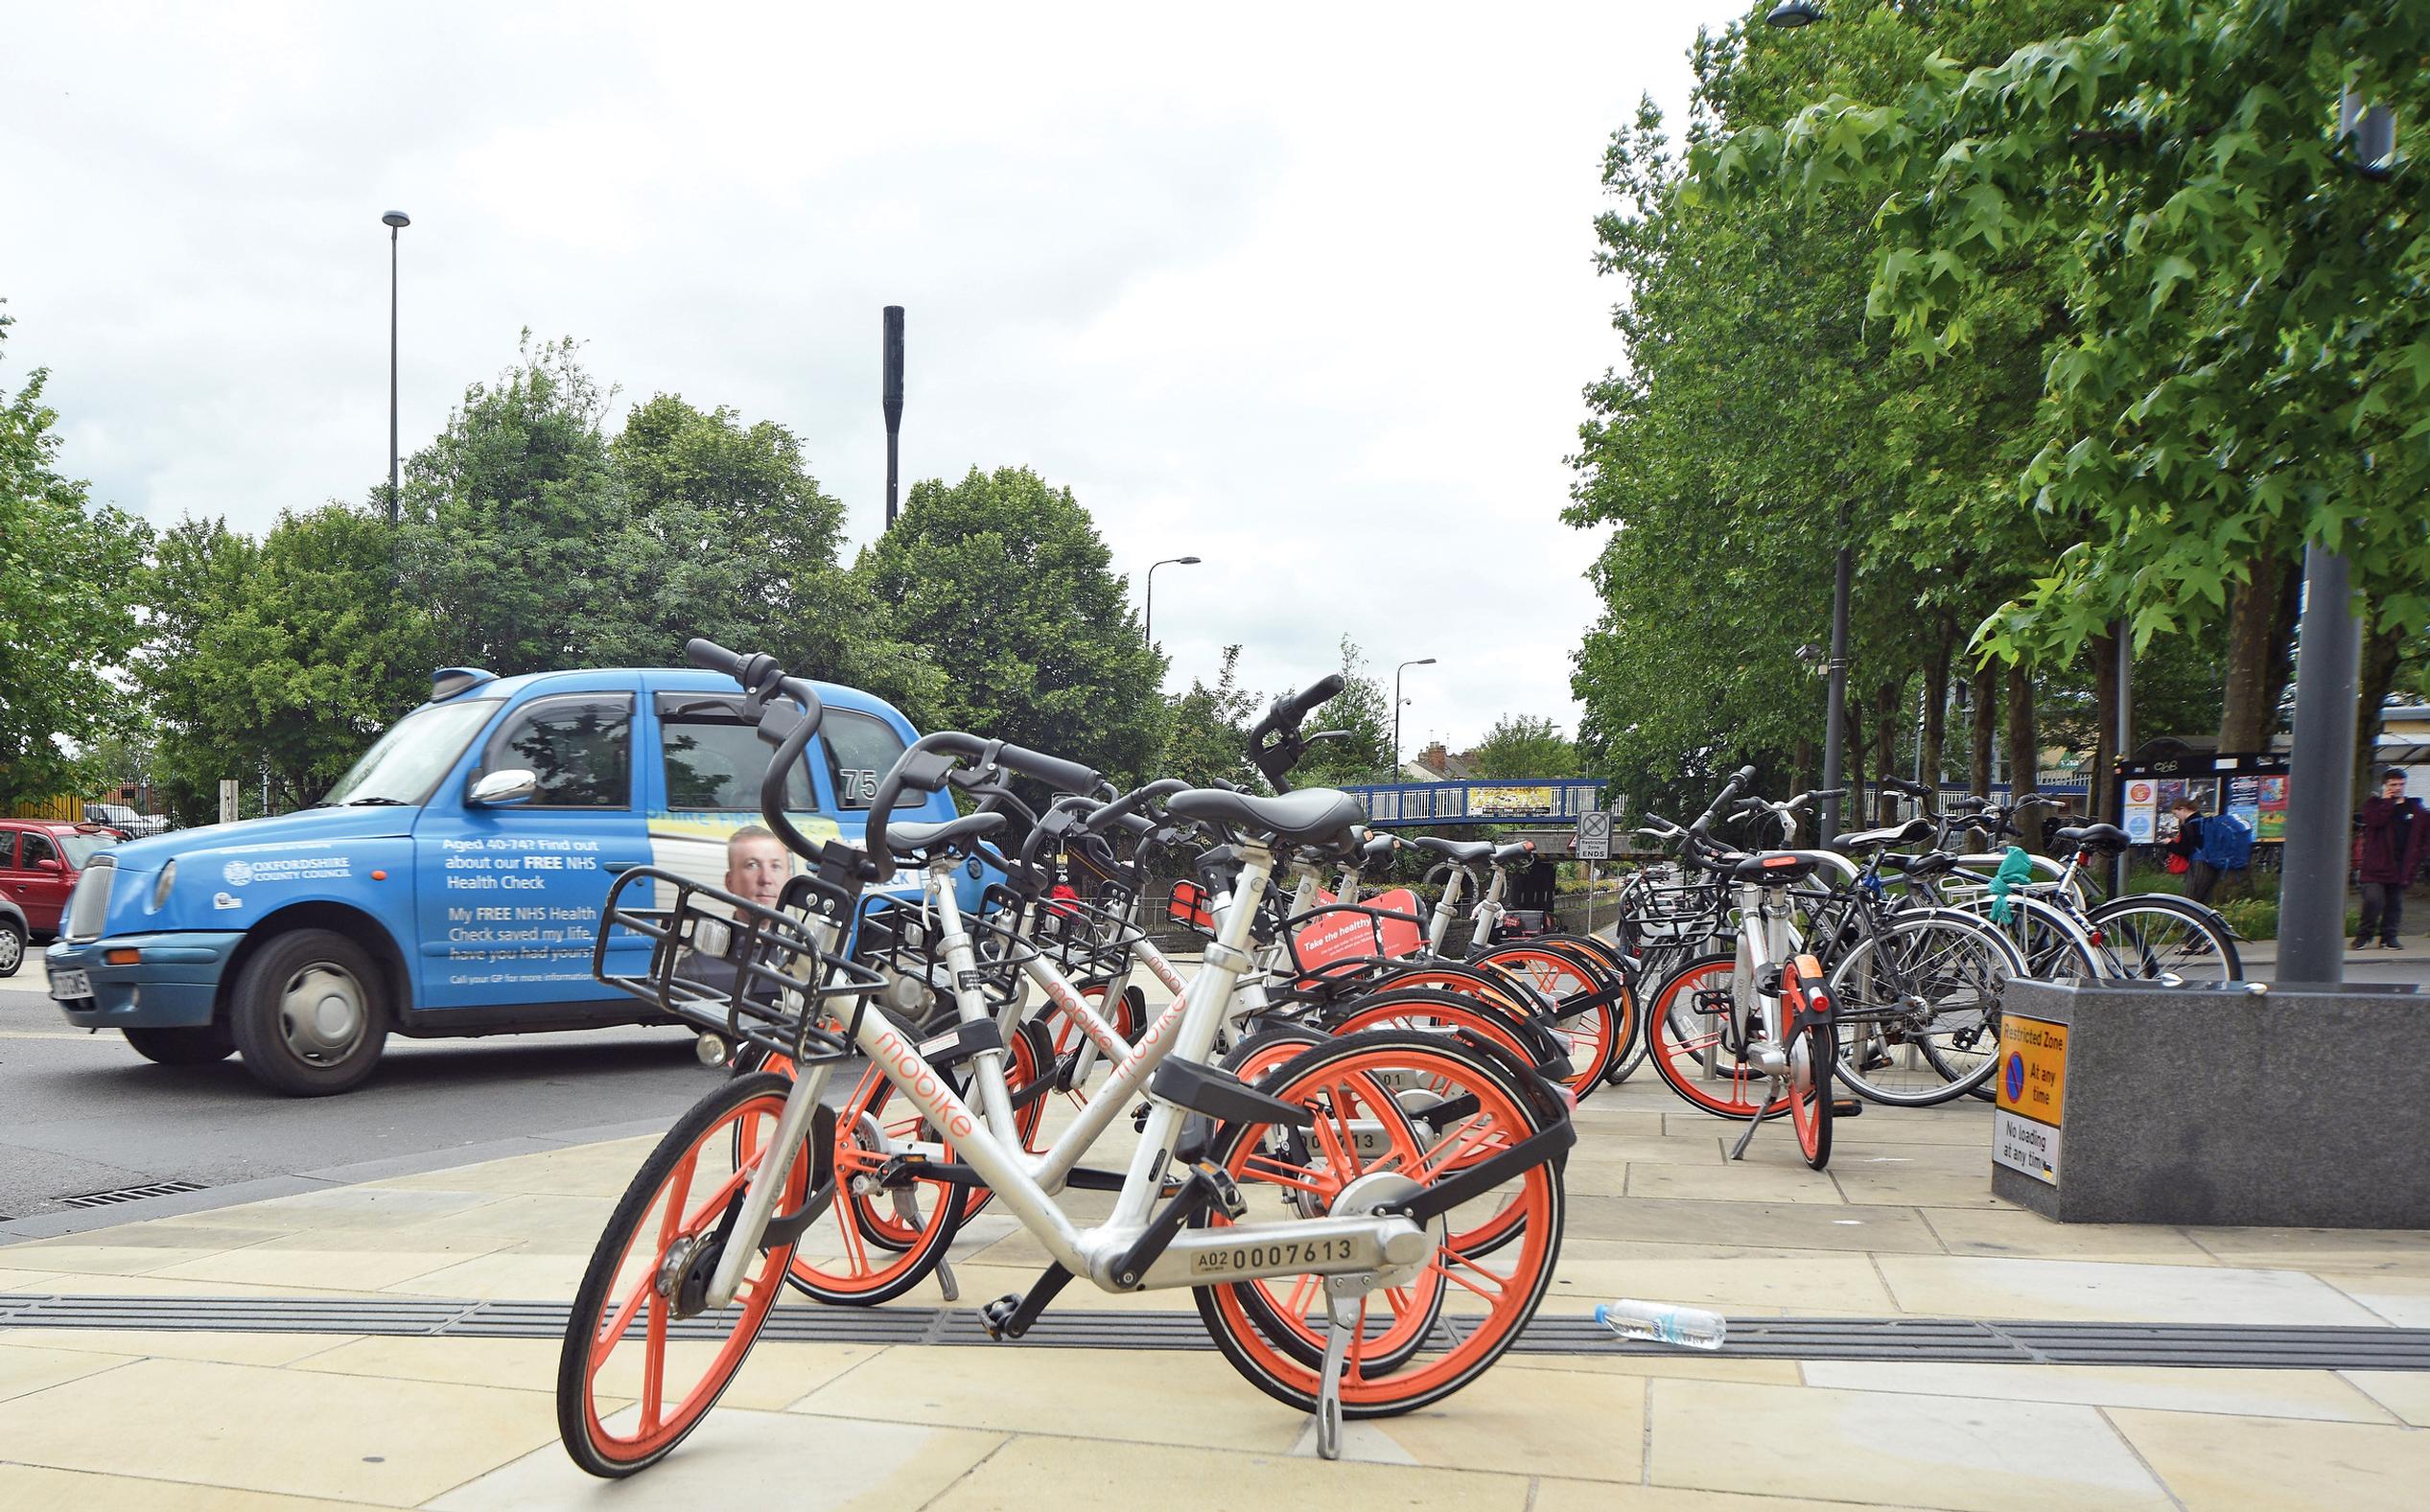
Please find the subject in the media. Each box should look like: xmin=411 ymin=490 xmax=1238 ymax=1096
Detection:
xmin=229 ymin=929 xmax=388 ymax=1096
xmin=125 ymin=1024 xmax=236 ymax=1065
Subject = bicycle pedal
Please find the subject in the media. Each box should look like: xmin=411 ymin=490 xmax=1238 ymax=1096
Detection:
xmin=978 ymin=1293 xmax=1023 ymax=1340
xmin=1831 ymin=1097 xmax=1863 ymax=1117
xmin=1192 ymin=1159 xmax=1248 ymax=1221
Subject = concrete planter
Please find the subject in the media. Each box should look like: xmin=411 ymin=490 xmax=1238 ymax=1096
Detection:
xmin=1990 ymin=977 xmax=2428 ymax=1228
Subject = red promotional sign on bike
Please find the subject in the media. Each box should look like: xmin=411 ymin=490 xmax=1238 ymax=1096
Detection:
xmin=1292 ymin=889 xmax=1424 ymax=981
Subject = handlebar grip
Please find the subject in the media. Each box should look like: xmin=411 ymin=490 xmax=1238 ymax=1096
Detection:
xmin=993 ymin=743 xmax=1100 ymax=796
xmin=1251 ymin=674 xmax=1346 ymax=741
xmin=684 ymin=637 xmax=747 ymax=677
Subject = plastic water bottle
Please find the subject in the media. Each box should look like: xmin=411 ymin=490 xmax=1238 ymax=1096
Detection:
xmin=1595 ymin=1299 xmax=1728 ymax=1351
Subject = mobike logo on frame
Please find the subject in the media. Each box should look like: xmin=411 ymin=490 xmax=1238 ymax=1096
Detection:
xmin=868 ymin=1025 xmax=978 ymax=1142
xmin=1040 ymin=972 xmax=1130 ymax=1059
xmin=1113 ymin=991 xmax=1193 ymax=1082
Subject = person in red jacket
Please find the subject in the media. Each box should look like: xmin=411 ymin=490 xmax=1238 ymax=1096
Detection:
xmin=2352 ymin=769 xmax=2426 ymax=949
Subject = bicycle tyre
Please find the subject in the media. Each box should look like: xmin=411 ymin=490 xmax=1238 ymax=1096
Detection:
xmin=2086 ymin=896 xmax=2243 ymax=983
xmin=558 ymin=1072 xmax=809 ymax=1477
xmin=1193 ymin=1030 xmax=1566 ymax=1421
xmin=1826 ymin=911 xmax=2021 ymax=1107
xmin=1466 ymin=941 xmax=1624 ymax=1096
xmin=1644 ymin=953 xmax=1789 ymax=1121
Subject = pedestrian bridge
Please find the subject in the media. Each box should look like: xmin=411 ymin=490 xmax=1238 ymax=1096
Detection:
xmin=1336 ymin=779 xmax=1603 ymax=828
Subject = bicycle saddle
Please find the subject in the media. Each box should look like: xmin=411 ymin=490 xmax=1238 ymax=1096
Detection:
xmin=1165 ymin=786 xmax=1366 ymax=850
xmin=1830 ymin=817 xmax=1934 ymax=853
xmin=890 ymin=812 xmax=1007 ymax=856
xmin=1727 ymin=851 xmax=1823 ymax=885
xmin=2053 ymin=823 xmax=2132 ymax=852
xmin=1409 ymin=835 xmax=1496 ymax=865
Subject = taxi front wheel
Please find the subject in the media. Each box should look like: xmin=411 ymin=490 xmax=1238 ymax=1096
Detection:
xmin=229 ymin=929 xmax=388 ymax=1096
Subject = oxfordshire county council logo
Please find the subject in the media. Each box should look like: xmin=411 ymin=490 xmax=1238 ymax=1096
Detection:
xmin=2004 ymin=1052 xmax=2025 ymax=1103
xmin=222 ymin=859 xmax=255 ymax=887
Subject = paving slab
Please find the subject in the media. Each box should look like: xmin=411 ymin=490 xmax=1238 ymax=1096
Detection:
xmin=1874 ymin=1254 xmax=2388 ymax=1324
xmin=431 ymin=1407 xmax=1003 ymax=1511
xmin=1647 ymin=1376 xmax=2174 ymax=1511
xmin=922 ymin=1432 xmax=1530 ymax=1511
xmin=0 ymin=1463 xmax=386 ymax=1512
xmin=2110 ymin=1406 xmax=2430 ymax=1511
xmin=1797 ymin=1361 xmax=2400 ymax=1424
xmin=0 ymin=1355 xmax=559 ymax=1503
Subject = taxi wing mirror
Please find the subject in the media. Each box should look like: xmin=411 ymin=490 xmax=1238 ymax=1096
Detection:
xmin=468 ymin=769 xmax=538 ymax=807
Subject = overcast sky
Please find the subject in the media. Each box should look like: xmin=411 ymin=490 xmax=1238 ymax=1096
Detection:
xmin=5 ymin=1 xmax=1747 ymax=754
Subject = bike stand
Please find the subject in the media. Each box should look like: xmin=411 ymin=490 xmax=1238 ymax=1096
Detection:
xmin=1314 ymin=1274 xmax=1369 ymax=1460
xmin=892 ymin=1188 xmax=958 ymax=1301
xmin=1727 ymin=1080 xmax=1780 ymax=1162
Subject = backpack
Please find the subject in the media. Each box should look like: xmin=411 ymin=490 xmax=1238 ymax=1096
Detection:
xmin=2197 ymin=811 xmax=2254 ymax=871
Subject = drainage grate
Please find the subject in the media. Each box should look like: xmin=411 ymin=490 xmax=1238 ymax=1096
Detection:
xmin=56 ymin=1181 xmax=209 ymax=1210
xmin=0 ymin=1295 xmax=2426 ymax=1370
xmin=58 ymin=1180 xmax=208 ymax=1210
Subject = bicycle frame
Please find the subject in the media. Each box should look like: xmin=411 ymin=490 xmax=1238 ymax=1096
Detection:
xmin=709 ymin=837 xmax=1431 ymax=1308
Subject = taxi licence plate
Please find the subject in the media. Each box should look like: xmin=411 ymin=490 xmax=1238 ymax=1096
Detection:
xmin=49 ymin=968 xmax=92 ymax=1000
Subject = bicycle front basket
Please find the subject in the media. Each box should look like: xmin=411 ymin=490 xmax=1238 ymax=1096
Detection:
xmin=594 ymin=866 xmax=884 ymax=1066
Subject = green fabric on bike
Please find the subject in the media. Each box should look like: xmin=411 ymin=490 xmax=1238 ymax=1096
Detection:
xmin=1987 ymin=846 xmax=2034 ymax=924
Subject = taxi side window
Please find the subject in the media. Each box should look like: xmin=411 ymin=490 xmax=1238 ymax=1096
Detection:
xmin=656 ymin=696 xmax=815 ymax=812
xmin=20 ymin=832 xmax=57 ymax=868
xmin=484 ymin=694 xmax=634 ymax=809
xmin=821 ymin=710 xmax=914 ymax=811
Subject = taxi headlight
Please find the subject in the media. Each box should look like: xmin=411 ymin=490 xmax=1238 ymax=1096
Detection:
xmin=151 ymin=860 xmax=176 ymax=912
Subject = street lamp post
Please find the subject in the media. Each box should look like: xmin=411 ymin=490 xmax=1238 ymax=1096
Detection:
xmin=1143 ymin=555 xmax=1201 ymax=647
xmin=382 ymin=211 xmax=410 ymax=526
xmin=1393 ymin=658 xmax=1437 ymax=779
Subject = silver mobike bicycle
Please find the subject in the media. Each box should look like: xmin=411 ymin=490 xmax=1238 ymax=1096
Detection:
xmin=1637 ymin=767 xmax=1842 ymax=1171
xmin=556 ymin=641 xmax=1574 ymax=1476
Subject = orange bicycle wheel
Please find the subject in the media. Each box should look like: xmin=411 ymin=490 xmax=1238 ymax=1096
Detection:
xmin=558 ymin=1072 xmax=809 ymax=1477
xmin=1193 ymin=1030 xmax=1566 ymax=1420
xmin=1646 ymin=954 xmax=1790 ymax=1121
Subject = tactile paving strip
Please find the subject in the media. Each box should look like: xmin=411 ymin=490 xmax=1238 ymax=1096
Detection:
xmin=2 ymin=1294 xmax=2426 ymax=1368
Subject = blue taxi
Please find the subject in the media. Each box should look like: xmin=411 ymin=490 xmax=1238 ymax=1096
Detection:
xmin=46 ymin=665 xmax=958 ymax=1095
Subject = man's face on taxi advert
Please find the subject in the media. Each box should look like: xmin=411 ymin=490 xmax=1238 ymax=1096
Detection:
xmin=725 ymin=833 xmax=788 ymax=908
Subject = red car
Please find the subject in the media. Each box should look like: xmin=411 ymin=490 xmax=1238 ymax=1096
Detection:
xmin=0 ymin=820 xmax=122 ymax=975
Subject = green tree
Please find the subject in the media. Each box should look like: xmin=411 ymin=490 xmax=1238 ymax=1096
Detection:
xmin=1694 ymin=0 xmax=2430 ymax=728
xmin=1292 ymin=637 xmax=1393 ymax=789
xmin=133 ymin=517 xmax=262 ymax=823
xmin=1469 ymin=714 xmax=1579 ymax=779
xmin=597 ymin=392 xmax=844 ymax=663
xmin=1159 ymin=644 xmax=1264 ymax=790
xmin=0 ymin=318 xmax=149 ymax=809
xmin=134 ymin=506 xmax=435 ymax=820
xmin=1570 ymin=3 xmax=2118 ymax=816
xmin=397 ymin=333 xmax=621 ymax=676
xmin=853 ymin=466 xmax=1164 ymax=782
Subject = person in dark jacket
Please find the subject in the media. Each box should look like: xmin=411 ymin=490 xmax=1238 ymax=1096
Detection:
xmin=2352 ymin=769 xmax=2426 ymax=949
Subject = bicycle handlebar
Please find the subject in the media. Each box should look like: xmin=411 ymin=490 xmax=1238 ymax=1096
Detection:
xmin=863 ymin=732 xmax=1102 ymax=883
xmin=1248 ymin=673 xmax=1347 ymax=793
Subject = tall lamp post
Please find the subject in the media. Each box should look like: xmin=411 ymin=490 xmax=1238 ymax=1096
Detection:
xmin=381 ymin=212 xmax=410 ymax=526
xmin=1393 ymin=657 xmax=1437 ymax=779
xmin=1143 ymin=555 xmax=1200 ymax=646
xmin=2277 ymin=88 xmax=2395 ymax=986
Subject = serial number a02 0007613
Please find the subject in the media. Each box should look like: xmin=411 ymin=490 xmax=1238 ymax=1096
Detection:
xmin=1189 ymin=1235 xmax=1359 ymax=1277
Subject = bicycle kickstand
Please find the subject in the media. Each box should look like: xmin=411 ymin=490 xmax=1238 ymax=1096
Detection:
xmin=892 ymin=1188 xmax=959 ymax=1302
xmin=1314 ymin=1274 xmax=1369 ymax=1461
xmin=1726 ymin=1083 xmax=1775 ymax=1162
